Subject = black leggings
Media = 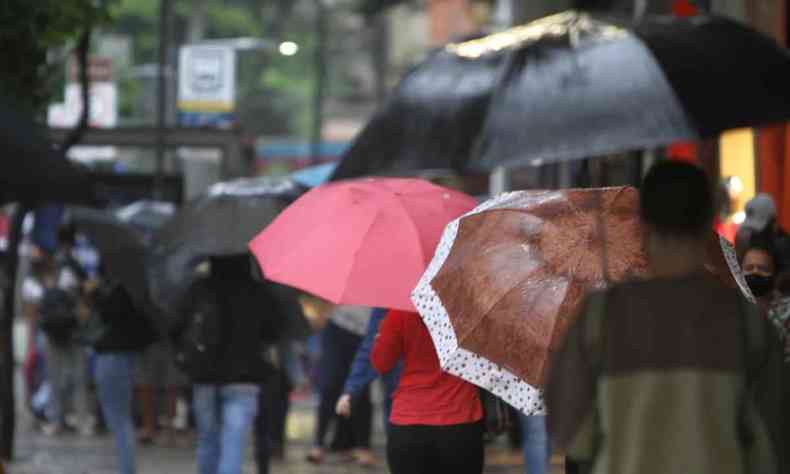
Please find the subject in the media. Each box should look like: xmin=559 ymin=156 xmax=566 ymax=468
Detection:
xmin=387 ymin=422 xmax=484 ymax=474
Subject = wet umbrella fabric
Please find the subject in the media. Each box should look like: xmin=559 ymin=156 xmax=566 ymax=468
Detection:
xmin=115 ymin=200 xmax=176 ymax=235
xmin=148 ymin=176 xmax=298 ymax=316
xmin=411 ymin=188 xmax=748 ymax=416
xmin=249 ymin=178 xmax=477 ymax=311
xmin=68 ymin=207 xmax=151 ymax=315
xmin=0 ymin=104 xmax=94 ymax=204
xmin=332 ymin=11 xmax=790 ymax=179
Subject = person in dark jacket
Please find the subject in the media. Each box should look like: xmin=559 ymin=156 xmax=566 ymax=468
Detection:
xmin=335 ymin=307 xmax=402 ymax=430
xmin=86 ymin=273 xmax=157 ymax=474
xmin=172 ymin=255 xmax=282 ymax=474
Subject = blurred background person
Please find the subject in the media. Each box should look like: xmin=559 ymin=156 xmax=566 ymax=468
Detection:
xmin=37 ymin=246 xmax=86 ymax=436
xmin=135 ymin=338 xmax=181 ymax=445
xmin=741 ymin=234 xmax=782 ymax=312
xmin=83 ymin=269 xmax=157 ymax=474
xmin=735 ymin=193 xmax=790 ymax=267
xmin=21 ymin=250 xmax=51 ymax=426
xmin=335 ymin=307 xmax=402 ymax=466
xmin=306 ymin=305 xmax=372 ymax=465
xmin=372 ymin=309 xmax=484 ymax=474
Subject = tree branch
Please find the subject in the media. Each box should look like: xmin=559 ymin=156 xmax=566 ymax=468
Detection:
xmin=61 ymin=25 xmax=92 ymax=153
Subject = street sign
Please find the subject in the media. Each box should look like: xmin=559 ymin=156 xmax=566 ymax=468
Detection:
xmin=48 ymin=59 xmax=118 ymax=162
xmin=178 ymin=45 xmax=237 ymax=127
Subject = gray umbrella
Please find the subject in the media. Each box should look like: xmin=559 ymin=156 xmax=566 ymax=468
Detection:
xmin=148 ymin=176 xmax=300 ymax=317
xmin=115 ymin=200 xmax=176 ymax=236
xmin=68 ymin=207 xmax=154 ymax=320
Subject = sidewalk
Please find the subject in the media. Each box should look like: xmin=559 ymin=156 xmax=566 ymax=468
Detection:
xmin=8 ymin=406 xmax=560 ymax=474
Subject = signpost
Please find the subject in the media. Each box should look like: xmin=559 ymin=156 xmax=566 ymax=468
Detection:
xmin=47 ymin=56 xmax=118 ymax=162
xmin=177 ymin=45 xmax=237 ymax=128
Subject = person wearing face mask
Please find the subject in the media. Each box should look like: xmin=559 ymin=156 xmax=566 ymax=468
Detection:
xmin=741 ymin=237 xmax=780 ymax=311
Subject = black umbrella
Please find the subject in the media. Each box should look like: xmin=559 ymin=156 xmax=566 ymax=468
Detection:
xmin=331 ymin=11 xmax=790 ymax=179
xmin=148 ymin=176 xmax=300 ymax=316
xmin=473 ymin=11 xmax=790 ymax=169
xmin=0 ymin=104 xmax=95 ymax=205
xmin=331 ymin=30 xmax=498 ymax=180
xmin=68 ymin=207 xmax=153 ymax=319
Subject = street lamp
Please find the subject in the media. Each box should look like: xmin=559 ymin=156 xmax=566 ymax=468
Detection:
xmin=194 ymin=37 xmax=300 ymax=55
xmin=279 ymin=41 xmax=299 ymax=56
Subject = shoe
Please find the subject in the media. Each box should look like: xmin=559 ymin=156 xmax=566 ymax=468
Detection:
xmin=270 ymin=443 xmax=285 ymax=461
xmin=354 ymin=449 xmax=378 ymax=467
xmin=305 ymin=448 xmax=323 ymax=464
xmin=42 ymin=423 xmax=64 ymax=437
xmin=137 ymin=431 xmax=155 ymax=445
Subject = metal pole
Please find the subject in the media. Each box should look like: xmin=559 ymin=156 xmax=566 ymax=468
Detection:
xmin=634 ymin=0 xmax=648 ymax=20
xmin=371 ymin=12 xmax=389 ymax=106
xmin=310 ymin=0 xmax=327 ymax=165
xmin=156 ymin=0 xmax=172 ymax=198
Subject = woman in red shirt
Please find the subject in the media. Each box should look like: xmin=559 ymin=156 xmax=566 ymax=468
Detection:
xmin=371 ymin=309 xmax=484 ymax=474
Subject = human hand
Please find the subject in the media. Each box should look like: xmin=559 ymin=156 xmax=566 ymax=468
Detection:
xmin=335 ymin=393 xmax=352 ymax=417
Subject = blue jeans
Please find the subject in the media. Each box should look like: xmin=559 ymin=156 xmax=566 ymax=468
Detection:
xmin=95 ymin=352 xmax=136 ymax=474
xmin=193 ymin=384 xmax=259 ymax=474
xmin=520 ymin=415 xmax=549 ymax=474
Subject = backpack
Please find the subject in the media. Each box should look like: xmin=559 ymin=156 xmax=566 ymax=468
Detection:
xmin=173 ymin=286 xmax=226 ymax=380
xmin=39 ymin=288 xmax=79 ymax=346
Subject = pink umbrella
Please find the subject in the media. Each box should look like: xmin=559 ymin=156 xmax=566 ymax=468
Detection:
xmin=249 ymin=178 xmax=477 ymax=311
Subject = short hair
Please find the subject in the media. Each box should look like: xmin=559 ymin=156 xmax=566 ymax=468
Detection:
xmin=743 ymin=229 xmax=781 ymax=273
xmin=640 ymin=162 xmax=714 ymax=237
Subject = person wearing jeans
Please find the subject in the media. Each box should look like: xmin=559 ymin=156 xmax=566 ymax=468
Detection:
xmin=172 ymin=256 xmax=285 ymax=474
xmin=520 ymin=414 xmax=549 ymax=474
xmin=193 ymin=385 xmax=259 ymax=474
xmin=88 ymin=276 xmax=157 ymax=474
xmin=336 ymin=308 xmax=402 ymax=427
xmin=95 ymin=353 xmax=137 ymax=474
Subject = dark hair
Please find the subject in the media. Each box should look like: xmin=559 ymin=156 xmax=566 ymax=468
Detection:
xmin=57 ymin=224 xmax=77 ymax=247
xmin=640 ymin=162 xmax=714 ymax=237
xmin=743 ymin=229 xmax=781 ymax=273
xmin=776 ymin=272 xmax=790 ymax=295
xmin=30 ymin=254 xmax=54 ymax=279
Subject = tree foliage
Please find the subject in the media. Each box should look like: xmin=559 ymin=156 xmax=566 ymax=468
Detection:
xmin=0 ymin=0 xmax=114 ymax=114
xmin=110 ymin=0 xmax=320 ymax=136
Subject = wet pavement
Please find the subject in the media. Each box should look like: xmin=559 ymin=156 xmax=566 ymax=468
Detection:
xmin=9 ymin=433 xmax=551 ymax=474
xmin=6 ymin=358 xmax=559 ymax=474
xmin=7 ymin=409 xmax=562 ymax=474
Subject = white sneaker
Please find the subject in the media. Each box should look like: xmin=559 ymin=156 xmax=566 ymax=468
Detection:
xmin=42 ymin=423 xmax=64 ymax=437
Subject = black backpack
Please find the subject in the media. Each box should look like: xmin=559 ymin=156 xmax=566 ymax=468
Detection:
xmin=173 ymin=286 xmax=226 ymax=380
xmin=39 ymin=288 xmax=79 ymax=345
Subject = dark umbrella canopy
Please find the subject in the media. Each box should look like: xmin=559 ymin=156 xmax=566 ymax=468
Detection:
xmin=148 ymin=176 xmax=299 ymax=317
xmin=68 ymin=207 xmax=152 ymax=318
xmin=332 ymin=11 xmax=790 ymax=179
xmin=473 ymin=12 xmax=790 ymax=169
xmin=115 ymin=200 xmax=176 ymax=235
xmin=331 ymin=32 xmax=500 ymax=180
xmin=0 ymin=104 xmax=95 ymax=205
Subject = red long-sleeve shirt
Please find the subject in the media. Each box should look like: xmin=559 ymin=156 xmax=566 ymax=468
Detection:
xmin=371 ymin=309 xmax=482 ymax=426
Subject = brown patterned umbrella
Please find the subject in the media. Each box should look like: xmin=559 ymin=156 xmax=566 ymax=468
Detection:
xmin=411 ymin=186 xmax=746 ymax=415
